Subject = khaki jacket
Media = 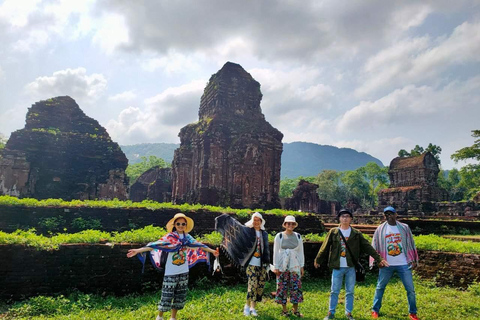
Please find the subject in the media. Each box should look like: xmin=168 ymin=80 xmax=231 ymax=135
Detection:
xmin=315 ymin=226 xmax=382 ymax=269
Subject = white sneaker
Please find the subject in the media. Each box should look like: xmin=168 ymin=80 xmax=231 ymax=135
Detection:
xmin=250 ymin=308 xmax=258 ymax=317
xmin=155 ymin=316 xmax=163 ymax=320
xmin=243 ymin=304 xmax=250 ymax=316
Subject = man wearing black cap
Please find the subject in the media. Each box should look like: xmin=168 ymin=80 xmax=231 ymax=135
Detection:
xmin=370 ymin=206 xmax=419 ymax=320
xmin=315 ymin=209 xmax=388 ymax=320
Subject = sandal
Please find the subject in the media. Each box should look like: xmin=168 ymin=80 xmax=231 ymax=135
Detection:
xmin=292 ymin=310 xmax=304 ymax=318
xmin=281 ymin=310 xmax=290 ymax=317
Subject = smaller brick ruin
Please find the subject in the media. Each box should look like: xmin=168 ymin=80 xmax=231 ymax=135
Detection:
xmin=378 ymin=152 xmax=448 ymax=214
xmin=284 ymin=180 xmax=340 ymax=214
xmin=0 ymin=96 xmax=128 ymax=200
xmin=284 ymin=180 xmax=320 ymax=213
xmin=129 ymin=167 xmax=172 ymax=202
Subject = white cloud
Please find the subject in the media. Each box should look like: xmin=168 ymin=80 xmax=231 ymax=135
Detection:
xmin=337 ymin=137 xmax=413 ymax=166
xmin=409 ymin=21 xmax=480 ymax=78
xmin=24 ymin=67 xmax=107 ymax=105
xmin=106 ymin=80 xmax=205 ymax=144
xmin=0 ymin=0 xmax=95 ymax=52
xmin=0 ymin=66 xmax=5 ymax=81
xmin=357 ymin=21 xmax=480 ymax=97
xmin=108 ymin=90 xmax=137 ymax=102
xmin=91 ymin=13 xmax=129 ymax=54
xmin=336 ymin=76 xmax=480 ymax=168
xmin=141 ymin=51 xmax=203 ymax=74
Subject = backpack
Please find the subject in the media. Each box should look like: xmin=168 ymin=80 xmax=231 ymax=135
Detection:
xmin=279 ymin=232 xmax=301 ymax=240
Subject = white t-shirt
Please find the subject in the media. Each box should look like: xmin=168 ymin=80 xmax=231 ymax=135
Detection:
xmin=385 ymin=224 xmax=408 ymax=266
xmin=164 ymin=234 xmax=189 ymax=276
xmin=339 ymin=227 xmax=352 ymax=268
xmin=249 ymin=230 xmax=262 ymax=266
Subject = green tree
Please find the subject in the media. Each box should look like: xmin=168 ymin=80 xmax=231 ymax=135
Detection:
xmin=398 ymin=143 xmax=442 ymax=164
xmin=438 ymin=169 xmax=465 ymax=201
xmin=451 ymin=130 xmax=480 ymax=200
xmin=315 ymin=170 xmax=345 ymax=202
xmin=341 ymin=168 xmax=371 ymax=208
xmin=125 ymin=156 xmax=170 ymax=184
xmin=362 ymin=162 xmax=389 ymax=205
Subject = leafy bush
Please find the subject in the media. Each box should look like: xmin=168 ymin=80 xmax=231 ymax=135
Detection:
xmin=0 ymin=195 xmax=306 ymax=217
xmin=415 ymin=234 xmax=480 ymax=254
xmin=469 ymin=282 xmax=480 ymax=296
xmin=197 ymin=231 xmax=223 ymax=246
xmin=38 ymin=217 xmax=66 ymax=232
xmin=303 ymin=233 xmax=326 ymax=242
xmin=70 ymin=217 xmax=102 ymax=230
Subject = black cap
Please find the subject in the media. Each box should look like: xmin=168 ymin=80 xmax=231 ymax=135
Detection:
xmin=337 ymin=208 xmax=353 ymax=218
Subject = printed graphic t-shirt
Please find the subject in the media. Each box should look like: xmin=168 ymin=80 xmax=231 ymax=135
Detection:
xmin=385 ymin=224 xmax=408 ymax=266
xmin=165 ymin=234 xmax=189 ymax=276
xmin=249 ymin=230 xmax=262 ymax=266
xmin=339 ymin=227 xmax=352 ymax=268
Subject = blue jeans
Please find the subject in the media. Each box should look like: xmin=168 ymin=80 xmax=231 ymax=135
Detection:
xmin=329 ymin=267 xmax=355 ymax=315
xmin=372 ymin=264 xmax=417 ymax=314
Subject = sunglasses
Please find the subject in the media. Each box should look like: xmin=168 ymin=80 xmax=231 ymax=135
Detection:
xmin=384 ymin=212 xmax=396 ymax=216
xmin=175 ymin=222 xmax=187 ymax=226
xmin=285 ymin=222 xmax=296 ymax=225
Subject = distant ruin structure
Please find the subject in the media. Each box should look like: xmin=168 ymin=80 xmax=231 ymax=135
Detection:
xmin=284 ymin=180 xmax=320 ymax=213
xmin=377 ymin=152 xmax=448 ymax=214
xmin=172 ymin=62 xmax=283 ymax=209
xmin=129 ymin=167 xmax=172 ymax=202
xmin=284 ymin=179 xmax=340 ymax=214
xmin=0 ymin=96 xmax=128 ymax=200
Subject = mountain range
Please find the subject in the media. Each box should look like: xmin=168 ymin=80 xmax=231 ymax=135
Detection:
xmin=120 ymin=141 xmax=384 ymax=179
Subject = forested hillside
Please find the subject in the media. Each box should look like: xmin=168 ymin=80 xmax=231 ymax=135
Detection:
xmin=120 ymin=141 xmax=384 ymax=178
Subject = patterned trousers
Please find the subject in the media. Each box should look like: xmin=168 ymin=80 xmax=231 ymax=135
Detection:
xmin=158 ymin=272 xmax=189 ymax=311
xmin=246 ymin=265 xmax=267 ymax=302
xmin=275 ymin=271 xmax=303 ymax=305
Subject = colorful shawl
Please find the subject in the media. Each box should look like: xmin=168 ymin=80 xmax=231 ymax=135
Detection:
xmin=369 ymin=221 xmax=419 ymax=267
xmin=215 ymin=213 xmax=270 ymax=268
xmin=138 ymin=232 xmax=209 ymax=272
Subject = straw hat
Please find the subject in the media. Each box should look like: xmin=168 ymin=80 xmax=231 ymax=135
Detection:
xmin=244 ymin=212 xmax=266 ymax=230
xmin=282 ymin=215 xmax=298 ymax=228
xmin=166 ymin=213 xmax=194 ymax=233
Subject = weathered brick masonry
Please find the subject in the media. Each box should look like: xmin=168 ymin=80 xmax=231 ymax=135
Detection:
xmin=0 ymin=205 xmax=324 ymax=235
xmin=1 ymin=243 xmax=478 ymax=300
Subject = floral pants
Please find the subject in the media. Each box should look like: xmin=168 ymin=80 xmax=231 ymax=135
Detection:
xmin=275 ymin=271 xmax=303 ymax=305
xmin=246 ymin=265 xmax=267 ymax=302
xmin=158 ymin=272 xmax=189 ymax=311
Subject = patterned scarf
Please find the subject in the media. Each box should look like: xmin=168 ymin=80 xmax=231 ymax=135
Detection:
xmin=138 ymin=231 xmax=209 ymax=272
xmin=369 ymin=221 xmax=419 ymax=267
xmin=215 ymin=213 xmax=269 ymax=267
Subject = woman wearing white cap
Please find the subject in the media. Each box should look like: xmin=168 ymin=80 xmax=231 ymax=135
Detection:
xmin=127 ymin=213 xmax=219 ymax=320
xmin=215 ymin=212 xmax=270 ymax=317
xmin=273 ymin=215 xmax=305 ymax=317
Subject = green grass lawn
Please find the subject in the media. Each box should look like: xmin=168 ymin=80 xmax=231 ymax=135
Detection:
xmin=1 ymin=275 xmax=479 ymax=320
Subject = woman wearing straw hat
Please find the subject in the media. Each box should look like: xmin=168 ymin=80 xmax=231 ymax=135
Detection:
xmin=273 ymin=215 xmax=305 ymax=317
xmin=127 ymin=213 xmax=219 ymax=320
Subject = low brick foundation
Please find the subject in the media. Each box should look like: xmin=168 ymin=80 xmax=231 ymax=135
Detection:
xmin=0 ymin=205 xmax=324 ymax=235
xmin=1 ymin=243 xmax=478 ymax=300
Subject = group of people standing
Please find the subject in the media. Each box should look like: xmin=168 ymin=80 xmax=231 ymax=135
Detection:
xmin=127 ymin=206 xmax=420 ymax=320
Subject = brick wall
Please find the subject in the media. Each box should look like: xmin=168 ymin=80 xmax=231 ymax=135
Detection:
xmin=0 ymin=205 xmax=324 ymax=235
xmin=1 ymin=243 xmax=478 ymax=300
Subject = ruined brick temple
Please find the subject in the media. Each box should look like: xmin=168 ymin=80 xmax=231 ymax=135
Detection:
xmin=172 ymin=62 xmax=283 ymax=208
xmin=129 ymin=167 xmax=172 ymax=202
xmin=378 ymin=152 xmax=448 ymax=214
xmin=0 ymin=96 xmax=128 ymax=200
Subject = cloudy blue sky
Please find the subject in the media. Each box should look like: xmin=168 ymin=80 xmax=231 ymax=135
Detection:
xmin=1 ymin=0 xmax=479 ymax=169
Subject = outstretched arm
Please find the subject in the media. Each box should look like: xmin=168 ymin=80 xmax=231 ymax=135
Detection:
xmin=126 ymin=247 xmax=153 ymax=258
